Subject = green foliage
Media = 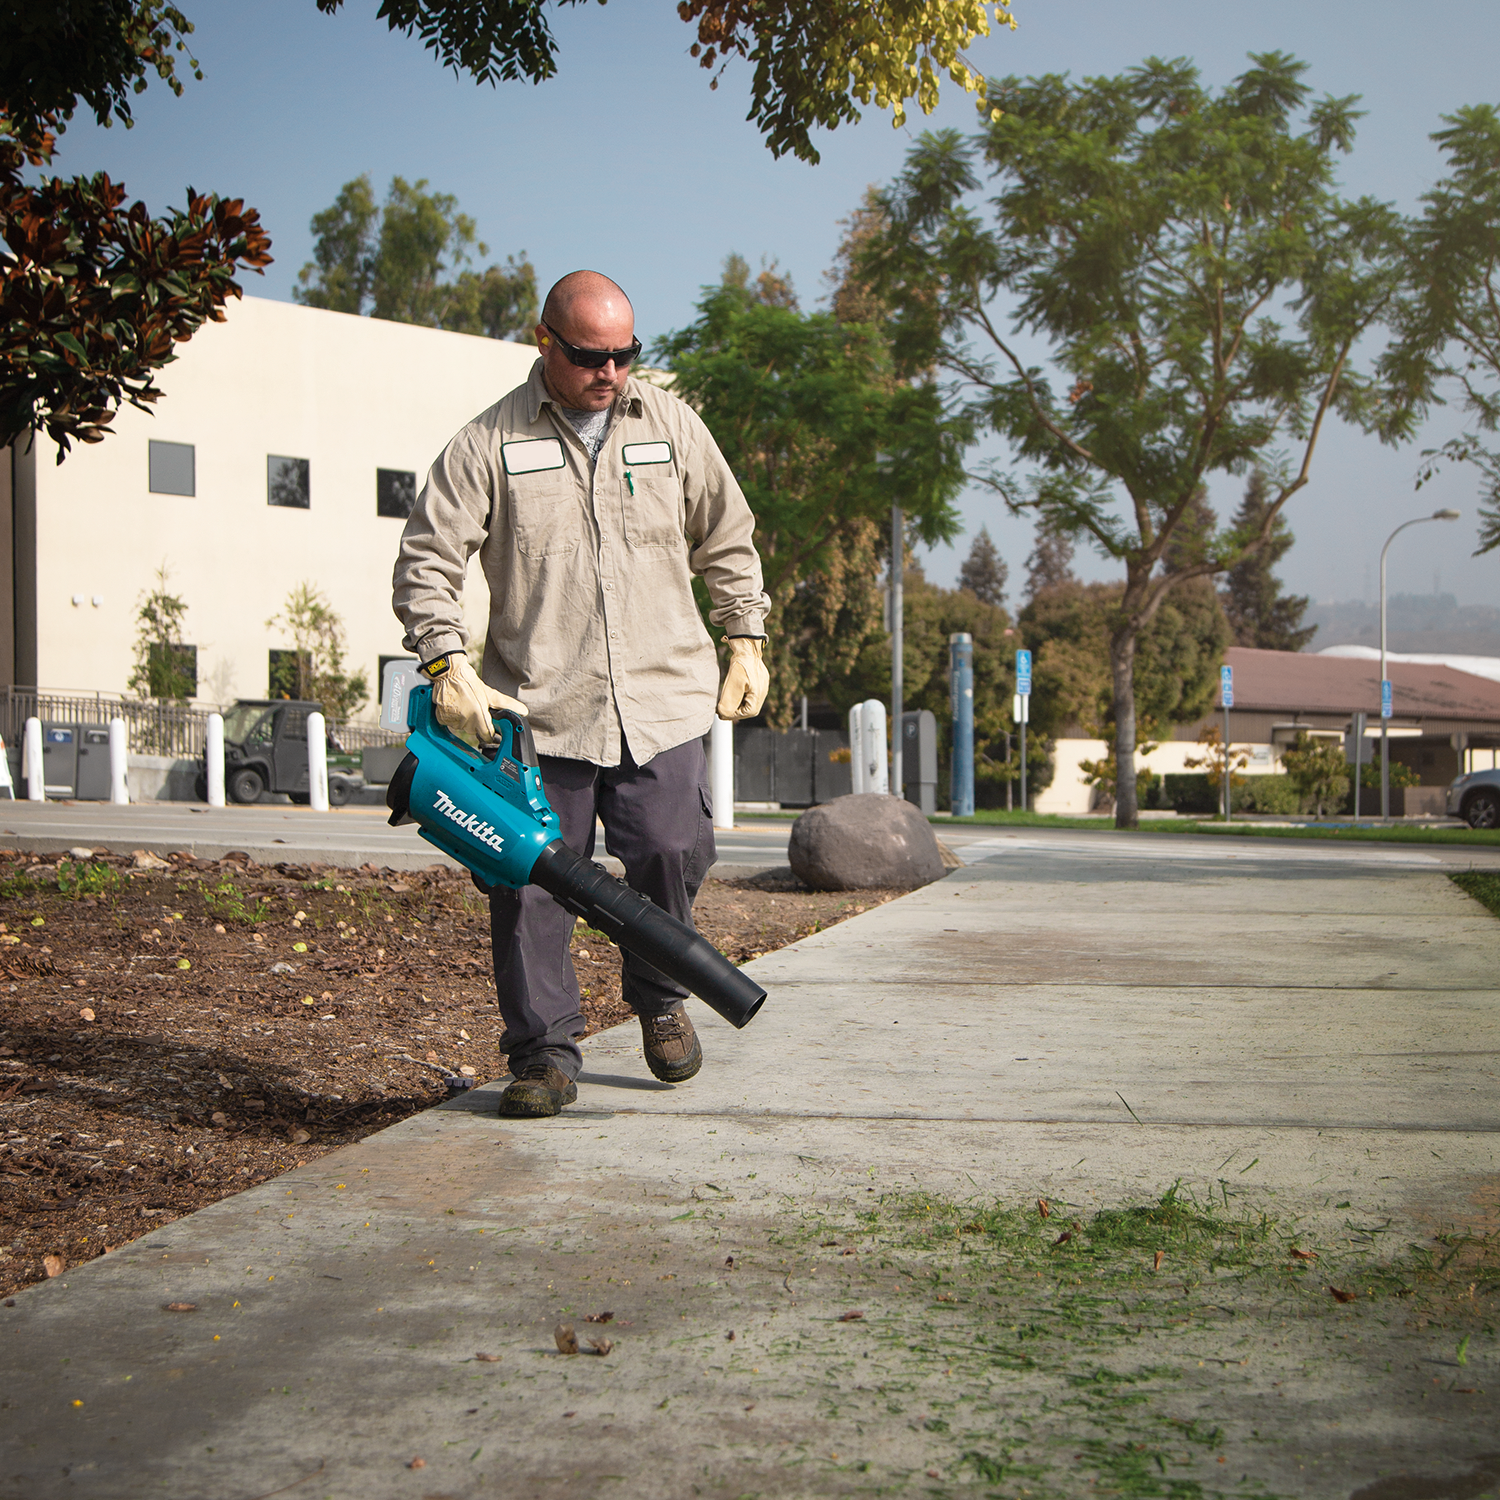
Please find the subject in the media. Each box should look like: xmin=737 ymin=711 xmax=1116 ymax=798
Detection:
xmin=1452 ymin=871 xmax=1500 ymax=920
xmin=127 ymin=563 xmax=194 ymax=700
xmin=1183 ymin=723 xmax=1250 ymax=812
xmin=0 ymin=1 xmax=200 ymax=143
xmin=1221 ymin=470 xmax=1315 ymax=651
xmin=1359 ymin=758 xmax=1420 ymax=790
xmin=294 ymin=173 xmax=536 ymax=340
xmin=658 ymin=265 xmax=967 ymax=726
xmin=957 ymin=525 xmax=1006 ymax=608
xmin=1385 ymin=105 xmax=1500 ymax=555
xmin=266 ymin=582 xmax=369 ymax=721
xmin=55 ymin=859 xmax=125 ymax=899
xmin=863 ymin=54 xmax=1405 ymax=824
xmin=199 ymin=876 xmax=272 ymax=924
xmin=1281 ymin=731 xmax=1350 ymax=817
xmin=1240 ymin=773 xmax=1301 ymax=815
xmin=0 ymin=114 xmax=273 ymax=454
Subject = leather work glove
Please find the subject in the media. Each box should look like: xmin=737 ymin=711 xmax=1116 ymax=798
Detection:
xmin=716 ymin=636 xmax=769 ymax=721
xmin=421 ymin=652 xmax=527 ymax=748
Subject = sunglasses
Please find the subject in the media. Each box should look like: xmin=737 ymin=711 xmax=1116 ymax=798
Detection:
xmin=542 ymin=321 xmax=642 ymax=370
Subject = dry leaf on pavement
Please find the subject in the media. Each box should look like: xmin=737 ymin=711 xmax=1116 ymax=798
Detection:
xmin=837 ymin=1310 xmax=865 ymax=1322
xmin=1328 ymin=1285 xmax=1357 ymax=1304
xmin=587 ymin=1337 xmax=614 ymax=1356
xmin=1153 ymin=1250 xmax=1164 ymax=1271
xmin=583 ymin=1311 xmax=614 ymax=1324
xmin=163 ymin=1302 xmax=197 ymax=1312
xmin=1290 ymin=1247 xmax=1319 ymax=1261
xmin=1037 ymin=1198 xmax=1050 ymax=1219
xmin=473 ymin=1352 xmax=501 ymax=1363
xmin=554 ymin=1322 xmax=579 ymax=1355
xmin=42 ymin=1255 xmax=64 ymax=1278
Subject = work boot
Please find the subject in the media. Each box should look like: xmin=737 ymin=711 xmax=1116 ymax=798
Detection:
xmin=639 ymin=1007 xmax=702 ymax=1083
xmin=497 ymin=1063 xmax=577 ymax=1118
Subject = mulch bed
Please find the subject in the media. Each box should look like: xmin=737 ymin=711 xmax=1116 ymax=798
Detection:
xmin=0 ymin=847 xmax=900 ymax=1298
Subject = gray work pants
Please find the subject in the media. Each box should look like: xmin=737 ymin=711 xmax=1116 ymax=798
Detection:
xmin=489 ymin=736 xmax=716 ymax=1080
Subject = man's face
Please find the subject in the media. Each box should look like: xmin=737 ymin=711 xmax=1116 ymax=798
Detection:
xmin=536 ymin=295 xmax=636 ymax=411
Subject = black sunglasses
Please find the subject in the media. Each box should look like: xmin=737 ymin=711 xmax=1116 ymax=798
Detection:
xmin=542 ymin=321 xmax=642 ymax=370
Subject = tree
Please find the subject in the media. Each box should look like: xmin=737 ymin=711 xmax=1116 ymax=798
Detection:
xmin=1183 ymin=723 xmax=1249 ymax=815
xmin=127 ymin=563 xmax=194 ymax=700
xmin=6 ymin=0 xmax=1017 ymax=167
xmin=1221 ymin=469 xmax=1315 ymax=650
xmin=1384 ymin=105 xmax=1500 ymax=556
xmin=266 ymin=583 xmax=369 ymax=722
xmin=0 ymin=119 xmax=273 ymax=454
xmin=1022 ymin=517 xmax=1076 ymax=604
xmin=1281 ymin=730 xmax=1348 ymax=817
xmin=958 ymin=526 xmax=1006 ymax=608
xmin=862 ymin=55 xmax=1405 ymax=827
xmin=657 ymin=263 xmax=968 ymax=727
xmin=295 ymin=174 xmax=536 ymax=340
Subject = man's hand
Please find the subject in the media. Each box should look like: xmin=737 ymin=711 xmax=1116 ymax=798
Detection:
xmin=423 ymin=653 xmax=527 ymax=747
xmin=716 ymin=636 xmax=769 ymax=721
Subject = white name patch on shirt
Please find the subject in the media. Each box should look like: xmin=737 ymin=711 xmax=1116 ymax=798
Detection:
xmin=502 ymin=438 xmax=566 ymax=475
xmin=621 ymin=441 xmax=673 ymax=466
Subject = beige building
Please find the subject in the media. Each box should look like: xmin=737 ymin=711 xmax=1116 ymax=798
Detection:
xmin=1 ymin=296 xmax=535 ymax=717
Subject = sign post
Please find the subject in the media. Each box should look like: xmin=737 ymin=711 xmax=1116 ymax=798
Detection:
xmin=949 ymin=633 xmax=974 ymax=817
xmin=1350 ymin=710 xmax=1366 ymax=820
xmin=1219 ymin=665 xmax=1234 ymax=821
xmin=1015 ymin=649 xmax=1032 ymax=812
xmin=1380 ymin=678 xmax=1393 ymax=821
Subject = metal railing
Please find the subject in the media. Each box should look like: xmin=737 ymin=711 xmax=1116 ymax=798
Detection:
xmin=0 ymin=687 xmax=402 ymax=759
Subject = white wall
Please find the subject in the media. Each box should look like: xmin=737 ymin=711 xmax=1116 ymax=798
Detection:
xmin=31 ymin=297 xmax=535 ymax=717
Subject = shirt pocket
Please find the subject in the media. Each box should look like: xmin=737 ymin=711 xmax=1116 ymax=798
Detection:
xmin=623 ymin=471 xmax=685 ymax=549
xmin=509 ymin=471 xmax=581 ymax=558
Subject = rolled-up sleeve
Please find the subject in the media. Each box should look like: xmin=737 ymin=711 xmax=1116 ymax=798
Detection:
xmin=678 ymin=407 xmax=770 ymax=638
xmin=392 ymin=423 xmax=496 ymax=662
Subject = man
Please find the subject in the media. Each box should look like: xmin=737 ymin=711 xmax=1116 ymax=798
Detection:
xmin=393 ymin=270 xmax=770 ymax=1118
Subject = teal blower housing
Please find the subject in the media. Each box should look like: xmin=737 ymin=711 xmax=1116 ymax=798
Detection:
xmin=386 ymin=685 xmax=766 ymax=1030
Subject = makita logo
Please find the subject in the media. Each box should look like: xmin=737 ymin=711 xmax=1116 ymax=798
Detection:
xmin=433 ymin=788 xmax=506 ymax=853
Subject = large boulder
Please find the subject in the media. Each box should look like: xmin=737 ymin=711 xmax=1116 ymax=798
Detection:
xmin=787 ymin=793 xmax=947 ymax=891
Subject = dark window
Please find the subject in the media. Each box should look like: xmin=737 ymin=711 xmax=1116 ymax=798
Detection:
xmin=377 ymin=469 xmax=416 ymax=519
xmin=269 ymin=649 xmax=304 ymax=698
xmin=149 ymin=441 xmax=195 ymax=496
xmin=146 ymin=642 xmax=197 ymax=697
xmin=268 ymin=455 xmax=310 ymax=509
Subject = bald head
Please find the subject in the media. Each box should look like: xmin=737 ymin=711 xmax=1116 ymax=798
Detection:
xmin=541 ymin=270 xmax=633 ymax=335
xmin=536 ymin=270 xmax=638 ymax=412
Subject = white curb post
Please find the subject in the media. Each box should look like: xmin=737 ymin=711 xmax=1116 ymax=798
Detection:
xmin=861 ymin=698 xmax=889 ymax=795
xmin=23 ymin=717 xmax=44 ymax=801
xmin=108 ymin=718 xmax=129 ymax=804
xmin=307 ymin=711 xmax=330 ymax=812
xmin=710 ymin=717 xmax=734 ymax=830
xmin=205 ymin=712 xmax=226 ymax=807
xmin=848 ymin=704 xmax=866 ymax=794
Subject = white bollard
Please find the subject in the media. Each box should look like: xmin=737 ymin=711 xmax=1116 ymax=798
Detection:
xmin=710 ymin=716 xmax=735 ymax=831
xmin=23 ymin=717 xmax=44 ymax=801
xmin=108 ymin=718 xmax=129 ymax=804
xmin=205 ymin=712 xmax=225 ymax=807
xmin=0 ymin=735 xmax=13 ymax=799
xmin=306 ymin=711 xmax=330 ymax=812
xmin=860 ymin=698 xmax=889 ymax=795
xmin=848 ymin=704 xmax=866 ymax=795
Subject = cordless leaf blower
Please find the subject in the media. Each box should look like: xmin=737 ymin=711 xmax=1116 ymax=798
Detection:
xmin=385 ymin=684 xmax=767 ymax=1030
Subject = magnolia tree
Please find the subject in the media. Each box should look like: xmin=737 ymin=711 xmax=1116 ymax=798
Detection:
xmin=862 ymin=54 xmax=1407 ymax=826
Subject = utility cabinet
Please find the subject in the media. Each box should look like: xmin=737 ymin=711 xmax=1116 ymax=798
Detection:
xmin=901 ymin=709 xmax=938 ymax=815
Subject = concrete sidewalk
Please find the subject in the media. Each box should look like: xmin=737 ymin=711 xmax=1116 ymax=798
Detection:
xmin=2 ymin=844 xmax=1498 ymax=1496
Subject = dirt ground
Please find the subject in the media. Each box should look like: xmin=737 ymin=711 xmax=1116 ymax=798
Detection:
xmin=0 ymin=848 xmax=901 ymax=1299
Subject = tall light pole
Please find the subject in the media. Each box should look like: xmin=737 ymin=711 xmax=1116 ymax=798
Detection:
xmin=891 ymin=503 xmax=904 ymax=800
xmin=1379 ymin=508 xmax=1461 ymax=818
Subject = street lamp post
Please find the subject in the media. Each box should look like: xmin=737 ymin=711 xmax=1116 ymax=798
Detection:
xmin=1379 ymin=508 xmax=1461 ymax=818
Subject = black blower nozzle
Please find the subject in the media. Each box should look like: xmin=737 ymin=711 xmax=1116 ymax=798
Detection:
xmin=530 ymin=840 xmax=767 ymax=1030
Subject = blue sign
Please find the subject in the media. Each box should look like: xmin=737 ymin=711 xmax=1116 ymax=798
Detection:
xmin=1220 ymin=665 xmax=1233 ymax=708
xmin=1016 ymin=649 xmax=1032 ymax=696
xmin=1381 ymin=679 xmax=1392 ymax=719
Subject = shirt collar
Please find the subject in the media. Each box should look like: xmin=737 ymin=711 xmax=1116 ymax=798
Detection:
xmin=525 ymin=357 xmax=646 ymax=426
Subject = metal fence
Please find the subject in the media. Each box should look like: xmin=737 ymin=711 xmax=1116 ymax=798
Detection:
xmin=0 ymin=687 xmax=402 ymax=759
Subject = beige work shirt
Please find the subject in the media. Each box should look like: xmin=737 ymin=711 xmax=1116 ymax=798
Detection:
xmin=393 ymin=360 xmax=770 ymax=766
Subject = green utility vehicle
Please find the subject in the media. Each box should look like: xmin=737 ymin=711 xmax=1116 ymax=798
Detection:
xmin=194 ymin=700 xmax=363 ymax=806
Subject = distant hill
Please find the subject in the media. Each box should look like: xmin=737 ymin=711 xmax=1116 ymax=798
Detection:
xmin=1305 ymin=593 xmax=1500 ymax=655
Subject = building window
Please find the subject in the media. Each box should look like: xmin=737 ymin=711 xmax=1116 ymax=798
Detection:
xmin=377 ymin=469 xmax=416 ymax=519
xmin=269 ymin=649 xmax=303 ymax=698
xmin=145 ymin=642 xmax=197 ymax=697
xmin=149 ymin=440 xmax=195 ymax=496
xmin=268 ymin=455 xmax=310 ymax=509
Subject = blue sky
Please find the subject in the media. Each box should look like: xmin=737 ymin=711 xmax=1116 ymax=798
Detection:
xmin=47 ymin=0 xmax=1500 ymax=608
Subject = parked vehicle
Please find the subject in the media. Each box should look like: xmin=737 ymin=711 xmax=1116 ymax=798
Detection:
xmin=194 ymin=700 xmax=364 ymax=806
xmin=1446 ymin=766 xmax=1500 ymax=829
